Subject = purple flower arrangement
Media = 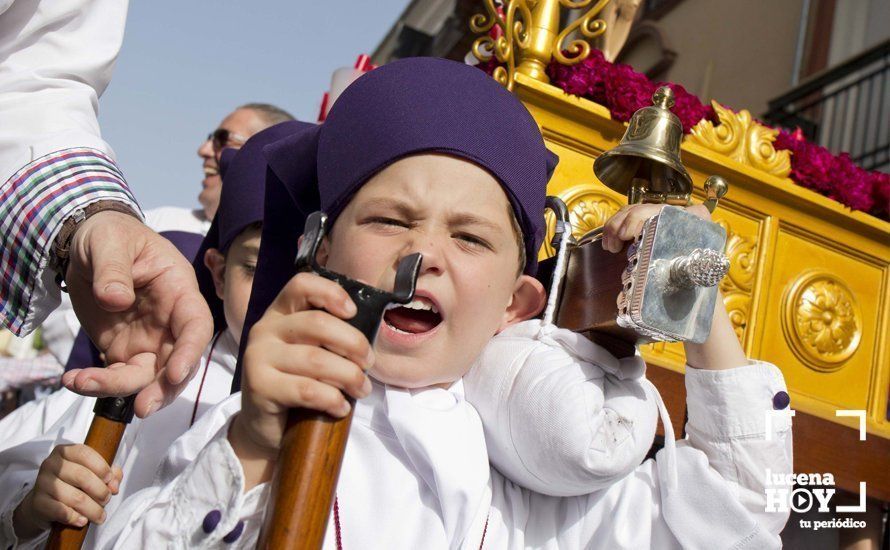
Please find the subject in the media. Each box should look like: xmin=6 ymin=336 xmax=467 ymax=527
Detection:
xmin=480 ymin=51 xmax=888 ymax=221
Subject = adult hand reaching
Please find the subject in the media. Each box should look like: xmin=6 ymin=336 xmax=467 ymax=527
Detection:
xmin=60 ymin=211 xmax=213 ymax=418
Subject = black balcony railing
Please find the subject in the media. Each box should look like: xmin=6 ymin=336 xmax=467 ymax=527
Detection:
xmin=764 ymin=39 xmax=890 ymax=173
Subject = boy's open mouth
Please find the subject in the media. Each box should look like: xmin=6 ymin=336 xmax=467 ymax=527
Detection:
xmin=383 ymin=297 xmax=442 ymax=334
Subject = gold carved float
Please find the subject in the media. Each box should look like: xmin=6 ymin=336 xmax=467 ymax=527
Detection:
xmin=470 ymin=0 xmax=890 ymax=452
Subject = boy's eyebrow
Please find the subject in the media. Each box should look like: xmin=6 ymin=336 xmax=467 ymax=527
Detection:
xmin=449 ymin=212 xmax=504 ymax=234
xmin=362 ymin=197 xmax=505 ymax=234
xmin=241 ymin=244 xmax=260 ymax=255
xmin=361 ymin=197 xmax=419 ymax=217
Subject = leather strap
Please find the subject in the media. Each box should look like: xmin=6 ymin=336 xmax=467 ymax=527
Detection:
xmin=50 ymin=200 xmax=141 ymax=289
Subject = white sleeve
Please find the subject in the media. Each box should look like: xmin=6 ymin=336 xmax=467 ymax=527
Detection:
xmin=564 ymin=361 xmax=793 ymax=549
xmin=0 ymin=0 xmax=129 ymax=180
xmin=465 ymin=321 xmax=659 ymax=496
xmin=96 ymin=393 xmax=269 ymax=549
xmin=675 ymin=360 xmax=794 ymax=542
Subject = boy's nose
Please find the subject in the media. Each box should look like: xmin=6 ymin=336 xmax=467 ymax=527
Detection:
xmin=401 ymin=238 xmax=444 ymax=276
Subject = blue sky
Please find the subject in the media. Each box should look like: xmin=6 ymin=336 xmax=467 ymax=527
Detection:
xmin=99 ymin=1 xmax=409 ymax=211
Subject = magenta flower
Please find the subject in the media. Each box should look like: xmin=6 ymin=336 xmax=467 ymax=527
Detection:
xmin=494 ymin=51 xmax=889 ymax=221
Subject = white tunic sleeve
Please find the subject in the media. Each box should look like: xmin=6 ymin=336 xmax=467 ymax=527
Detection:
xmin=0 ymin=0 xmax=128 ymax=182
xmin=464 ymin=320 xmax=659 ymax=496
xmin=95 ymin=393 xmax=268 ymax=549
xmin=484 ymin=361 xmax=793 ymax=549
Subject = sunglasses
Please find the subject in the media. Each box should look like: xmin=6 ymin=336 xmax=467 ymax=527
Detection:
xmin=207 ymin=128 xmax=248 ymax=152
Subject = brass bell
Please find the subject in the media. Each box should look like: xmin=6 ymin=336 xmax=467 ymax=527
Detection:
xmin=594 ymin=86 xmax=692 ymax=205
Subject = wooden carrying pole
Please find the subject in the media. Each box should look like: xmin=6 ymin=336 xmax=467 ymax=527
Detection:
xmin=258 ymin=406 xmax=354 ymax=548
xmin=45 ymin=395 xmax=134 ymax=550
xmin=257 ymin=213 xmax=420 ymax=549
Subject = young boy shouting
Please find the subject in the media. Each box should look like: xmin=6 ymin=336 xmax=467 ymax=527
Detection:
xmin=0 ymin=121 xmax=313 ymax=549
xmin=98 ymin=58 xmax=792 ymax=549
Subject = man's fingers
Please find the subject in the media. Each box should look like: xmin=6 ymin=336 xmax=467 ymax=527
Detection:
xmin=133 ymin=369 xmax=191 ymax=418
xmin=164 ymin=294 xmax=213 ymax=386
xmin=86 ymin=229 xmax=136 ymax=313
xmin=62 ymin=355 xmax=157 ymax=397
xmin=602 ymin=206 xmax=632 ymax=253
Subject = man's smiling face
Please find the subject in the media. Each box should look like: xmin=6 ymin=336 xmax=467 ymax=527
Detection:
xmin=197 ymin=108 xmax=268 ymax=220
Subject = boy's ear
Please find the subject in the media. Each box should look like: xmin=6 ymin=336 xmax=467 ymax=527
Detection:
xmin=314 ymin=236 xmax=330 ymax=267
xmin=499 ymin=274 xmax=546 ymax=332
xmin=203 ymin=248 xmax=226 ymax=300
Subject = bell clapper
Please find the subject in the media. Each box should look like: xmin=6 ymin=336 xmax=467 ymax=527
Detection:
xmin=702 ymin=175 xmax=729 ymax=213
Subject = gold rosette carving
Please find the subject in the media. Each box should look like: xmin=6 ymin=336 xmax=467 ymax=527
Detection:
xmin=688 ymin=101 xmax=791 ymax=179
xmin=715 ymin=219 xmax=757 ymax=344
xmin=543 ymin=186 xmax=622 ymax=256
xmin=782 ymin=272 xmax=862 ymax=371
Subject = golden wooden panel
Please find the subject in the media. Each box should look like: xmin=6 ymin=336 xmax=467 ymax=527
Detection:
xmin=761 ymin=228 xmax=881 ymax=414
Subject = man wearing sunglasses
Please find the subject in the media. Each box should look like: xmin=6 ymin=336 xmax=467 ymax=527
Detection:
xmin=144 ymin=103 xmax=294 ymax=237
xmin=197 ymin=104 xmax=293 ymax=222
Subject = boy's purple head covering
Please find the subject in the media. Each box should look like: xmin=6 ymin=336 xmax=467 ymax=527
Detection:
xmin=232 ymin=58 xmax=558 ymax=392
xmin=264 ymin=57 xmax=558 ymax=276
xmin=194 ymin=120 xmax=315 ymax=334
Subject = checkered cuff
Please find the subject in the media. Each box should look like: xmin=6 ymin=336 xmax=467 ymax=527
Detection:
xmin=0 ymin=148 xmax=142 ymax=335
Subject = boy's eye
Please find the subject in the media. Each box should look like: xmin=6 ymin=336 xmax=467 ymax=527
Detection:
xmin=367 ymin=216 xmax=410 ymax=228
xmin=242 ymin=262 xmax=257 ymax=275
xmin=454 ymin=233 xmax=491 ymax=250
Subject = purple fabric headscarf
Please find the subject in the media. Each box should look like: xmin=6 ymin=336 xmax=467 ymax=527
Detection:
xmin=264 ymin=57 xmax=558 ymax=276
xmin=194 ymin=120 xmax=315 ymax=334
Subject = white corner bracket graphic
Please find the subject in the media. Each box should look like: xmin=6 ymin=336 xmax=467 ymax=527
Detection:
xmin=836 ymin=482 xmax=868 ymax=513
xmin=835 ymin=410 xmax=867 ymax=441
xmin=764 ymin=409 xmax=795 ymax=441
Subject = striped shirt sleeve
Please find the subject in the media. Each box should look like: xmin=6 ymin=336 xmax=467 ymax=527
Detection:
xmin=0 ymin=148 xmax=143 ymax=336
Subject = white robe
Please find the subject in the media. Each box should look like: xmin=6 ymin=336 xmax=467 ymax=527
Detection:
xmin=93 ymin=358 xmax=793 ymax=549
xmin=0 ymin=330 xmax=239 ymax=549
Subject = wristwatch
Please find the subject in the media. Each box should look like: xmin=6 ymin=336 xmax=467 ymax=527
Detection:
xmin=50 ymin=200 xmax=142 ymax=289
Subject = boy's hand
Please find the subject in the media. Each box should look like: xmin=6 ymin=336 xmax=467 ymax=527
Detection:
xmin=232 ymin=272 xmax=375 ymax=460
xmin=12 ymin=444 xmax=122 ymax=540
xmin=601 ymin=202 xmax=746 ymax=369
xmin=601 ymin=203 xmax=710 ymax=253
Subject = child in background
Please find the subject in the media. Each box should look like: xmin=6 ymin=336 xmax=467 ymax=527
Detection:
xmin=98 ymin=58 xmax=792 ymax=549
xmin=0 ymin=121 xmax=312 ymax=549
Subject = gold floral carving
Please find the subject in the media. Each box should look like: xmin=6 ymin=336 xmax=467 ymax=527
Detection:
xmin=715 ymin=219 xmax=757 ymax=345
xmin=782 ymin=272 xmax=861 ymax=372
xmin=688 ymin=101 xmax=791 ymax=179
xmin=470 ymin=0 xmax=611 ymax=89
xmin=543 ymin=187 xmax=622 ymax=256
